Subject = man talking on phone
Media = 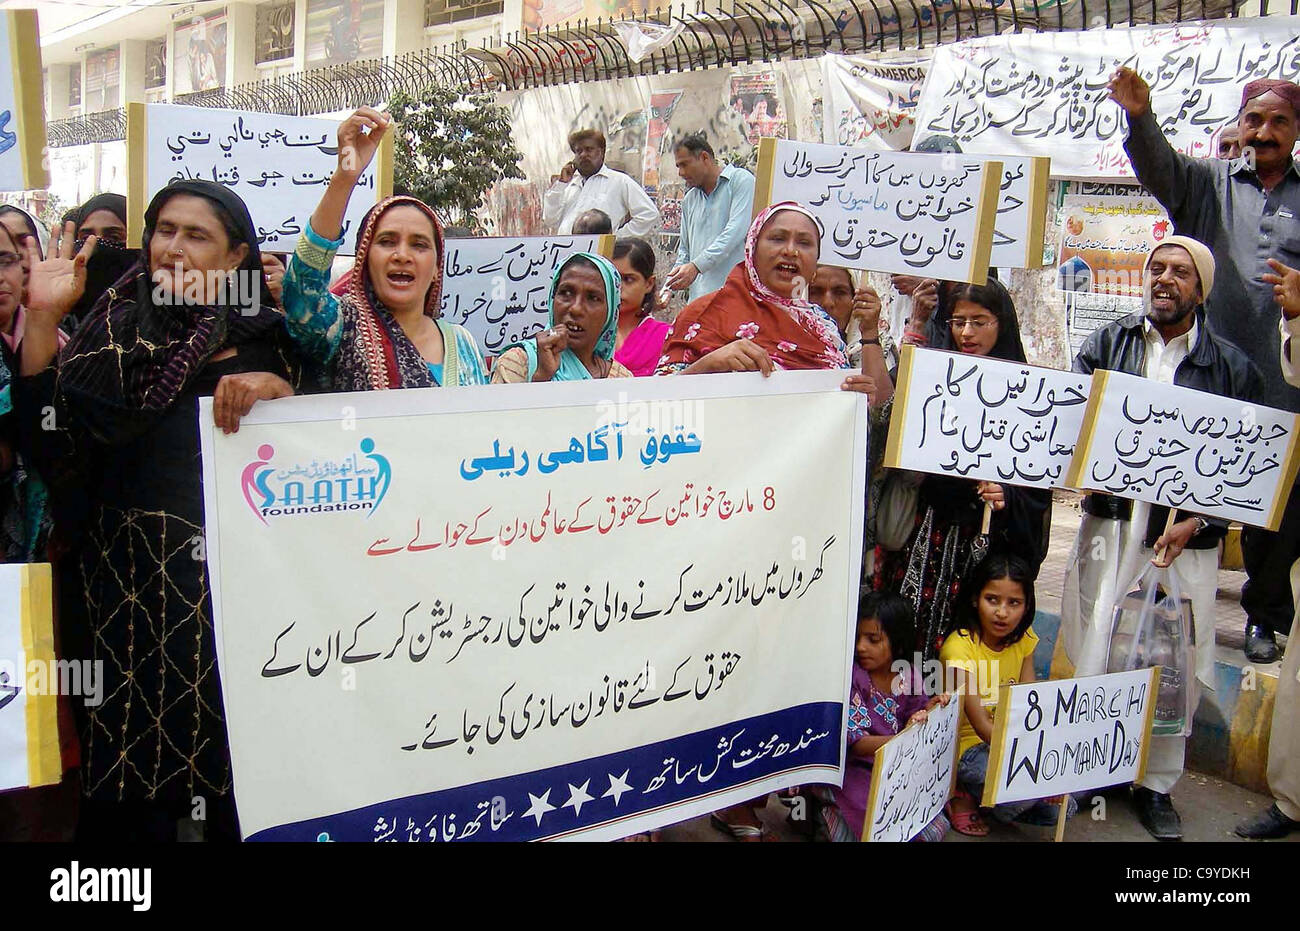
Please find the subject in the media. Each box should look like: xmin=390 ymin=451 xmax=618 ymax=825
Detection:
xmin=543 ymin=129 xmax=660 ymax=238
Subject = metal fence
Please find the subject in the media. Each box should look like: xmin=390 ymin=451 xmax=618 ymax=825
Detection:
xmin=47 ymin=0 xmax=1264 ymax=146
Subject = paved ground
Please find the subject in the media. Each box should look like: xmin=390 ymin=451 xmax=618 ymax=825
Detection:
xmin=661 ymin=774 xmax=1300 ymax=842
xmin=658 ymin=493 xmax=1294 ymax=843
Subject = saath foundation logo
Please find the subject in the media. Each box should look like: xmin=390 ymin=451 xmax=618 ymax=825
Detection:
xmin=242 ymin=437 xmax=392 ymax=523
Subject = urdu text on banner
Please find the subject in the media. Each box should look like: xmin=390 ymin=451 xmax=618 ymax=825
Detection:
xmin=198 ymin=372 xmax=866 ymax=841
xmin=129 ymin=103 xmax=392 ymax=253
xmin=1066 ymin=370 xmax=1300 ymax=530
xmin=439 ymin=234 xmax=612 ymax=356
xmin=754 ymin=138 xmax=1001 ymax=282
xmin=912 ymin=18 xmax=1300 ymax=179
xmin=884 ymin=345 xmax=1091 ymax=490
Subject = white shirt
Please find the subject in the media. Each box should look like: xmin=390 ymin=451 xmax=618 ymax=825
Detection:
xmin=1142 ymin=316 xmax=1198 ymax=385
xmin=542 ymin=163 xmax=661 ymax=237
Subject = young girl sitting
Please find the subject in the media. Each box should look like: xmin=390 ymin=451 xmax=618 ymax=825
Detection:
xmin=941 ymin=552 xmax=1077 ymax=835
xmin=820 ymin=591 xmax=950 ymax=842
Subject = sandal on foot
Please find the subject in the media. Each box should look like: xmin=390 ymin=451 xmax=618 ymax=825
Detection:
xmin=945 ymin=795 xmax=989 ymax=837
xmin=710 ymin=813 xmax=773 ymax=842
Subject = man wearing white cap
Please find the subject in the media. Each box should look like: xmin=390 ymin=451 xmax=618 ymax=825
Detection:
xmin=1061 ymin=236 xmax=1263 ymax=840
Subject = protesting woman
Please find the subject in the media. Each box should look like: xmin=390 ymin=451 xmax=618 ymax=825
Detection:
xmin=491 ymin=251 xmax=634 ymax=383
xmin=872 ymin=277 xmax=1051 ymax=664
xmin=656 ymin=201 xmax=883 ymax=397
xmin=14 ymin=180 xmax=302 ymax=840
xmin=657 ymin=201 xmax=879 ymax=841
xmin=282 ymin=107 xmax=487 ymax=390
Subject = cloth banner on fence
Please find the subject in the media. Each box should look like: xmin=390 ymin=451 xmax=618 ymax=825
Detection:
xmin=863 ymin=692 xmax=959 ymax=842
xmin=1066 ymin=370 xmax=1300 ymax=530
xmin=128 ymin=102 xmax=393 ymax=253
xmin=982 ymin=668 xmax=1158 ymax=806
xmin=438 ymin=234 xmax=612 ymax=356
xmin=754 ymin=138 xmax=1000 ymax=282
xmin=199 ymin=371 xmax=866 ymax=841
xmin=912 ymin=18 xmax=1300 ymax=179
xmin=883 ymin=345 xmax=1091 ymax=490
xmin=0 ymin=563 xmax=60 ymax=793
xmin=820 ymin=52 xmax=931 ymax=152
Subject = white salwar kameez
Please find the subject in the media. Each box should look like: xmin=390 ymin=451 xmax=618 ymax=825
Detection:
xmin=1060 ymin=317 xmax=1218 ymax=794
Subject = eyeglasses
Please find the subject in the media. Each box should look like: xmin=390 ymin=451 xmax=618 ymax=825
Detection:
xmin=949 ymin=317 xmax=996 ymax=331
xmin=0 ymin=251 xmax=22 ymax=269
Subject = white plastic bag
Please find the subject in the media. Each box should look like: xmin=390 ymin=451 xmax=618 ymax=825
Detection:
xmin=610 ymin=21 xmax=685 ymax=63
xmin=1106 ymin=562 xmax=1196 ymax=737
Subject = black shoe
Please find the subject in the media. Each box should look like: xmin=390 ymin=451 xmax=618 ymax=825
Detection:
xmin=1235 ymin=803 xmax=1300 ymax=839
xmin=1133 ymin=787 xmax=1183 ymax=841
xmin=1245 ymin=624 xmax=1280 ymax=664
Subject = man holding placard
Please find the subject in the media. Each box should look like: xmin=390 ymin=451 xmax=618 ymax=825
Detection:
xmin=1110 ymin=69 xmax=1300 ymax=665
xmin=1061 ymin=237 xmax=1262 ymax=840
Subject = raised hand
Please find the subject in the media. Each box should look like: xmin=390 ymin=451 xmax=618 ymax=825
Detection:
xmin=23 ymin=221 xmax=96 ymax=326
xmin=1107 ymin=67 xmax=1152 ymax=118
xmin=1264 ymin=258 xmax=1300 ymax=320
xmin=337 ymin=106 xmax=391 ymax=179
xmin=531 ymin=325 xmax=569 ymax=382
xmin=852 ymin=285 xmax=882 ymax=333
xmin=261 ymin=253 xmax=286 ymax=305
xmin=909 ymin=278 xmax=939 ymax=324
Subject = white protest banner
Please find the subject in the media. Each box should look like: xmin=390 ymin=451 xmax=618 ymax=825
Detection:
xmin=821 ymin=52 xmax=931 ymax=152
xmin=883 ymin=345 xmax=1091 ymax=490
xmin=127 ymin=102 xmax=393 ymax=253
xmin=1066 ymin=370 xmax=1300 ymax=530
xmin=0 ymin=12 xmax=47 ymax=192
xmin=0 ymin=564 xmax=60 ymax=792
xmin=863 ymin=693 xmax=959 ymax=842
xmin=754 ymin=138 xmax=1000 ymax=282
xmin=990 ymin=156 xmax=1050 ymax=270
xmin=913 ymin=18 xmax=1300 ymax=179
xmin=439 ymin=234 xmax=613 ymax=356
xmin=982 ymin=668 xmax=1158 ymax=806
xmin=199 ymin=371 xmax=866 ymax=841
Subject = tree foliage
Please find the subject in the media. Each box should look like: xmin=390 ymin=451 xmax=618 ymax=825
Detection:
xmin=387 ymin=85 xmax=525 ymax=232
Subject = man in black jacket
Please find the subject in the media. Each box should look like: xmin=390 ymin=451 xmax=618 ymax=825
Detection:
xmin=1060 ymin=236 xmax=1263 ymax=841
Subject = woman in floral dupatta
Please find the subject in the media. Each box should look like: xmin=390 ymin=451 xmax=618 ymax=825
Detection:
xmin=657 ymin=201 xmax=884 ymax=842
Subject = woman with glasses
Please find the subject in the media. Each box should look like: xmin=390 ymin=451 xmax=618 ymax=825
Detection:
xmin=872 ymin=276 xmax=1051 ymax=663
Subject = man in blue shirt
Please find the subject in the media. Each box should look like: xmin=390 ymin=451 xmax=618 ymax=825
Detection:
xmin=666 ymin=134 xmax=755 ymax=301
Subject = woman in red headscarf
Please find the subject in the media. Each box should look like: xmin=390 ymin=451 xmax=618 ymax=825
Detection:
xmin=657 ymin=202 xmax=887 ymax=842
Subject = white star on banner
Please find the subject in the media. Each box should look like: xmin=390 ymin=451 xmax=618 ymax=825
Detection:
xmin=524 ymin=789 xmax=556 ymax=826
xmin=602 ymin=770 xmax=633 ymax=806
xmin=562 ymin=779 xmax=594 ymax=818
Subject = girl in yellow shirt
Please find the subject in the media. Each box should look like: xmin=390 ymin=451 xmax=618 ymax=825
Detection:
xmin=940 ymin=553 xmax=1076 ymax=835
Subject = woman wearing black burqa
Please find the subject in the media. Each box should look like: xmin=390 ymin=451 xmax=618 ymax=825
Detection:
xmin=13 ymin=180 xmax=304 ymax=841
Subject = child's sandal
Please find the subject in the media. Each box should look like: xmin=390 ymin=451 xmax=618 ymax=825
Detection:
xmin=945 ymin=792 xmax=989 ymax=837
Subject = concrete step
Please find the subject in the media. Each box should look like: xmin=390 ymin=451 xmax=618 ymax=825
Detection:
xmin=1033 ymin=609 xmax=1287 ymax=795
